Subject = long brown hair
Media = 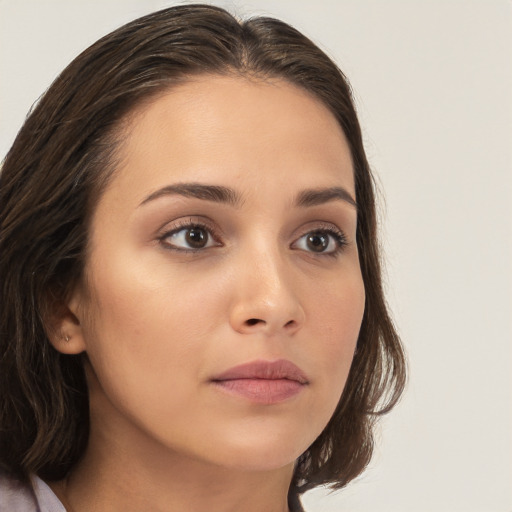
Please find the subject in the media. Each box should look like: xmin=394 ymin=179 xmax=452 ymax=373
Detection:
xmin=0 ymin=3 xmax=406 ymax=494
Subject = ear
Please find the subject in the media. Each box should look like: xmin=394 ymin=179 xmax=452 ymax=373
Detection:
xmin=46 ymin=290 xmax=87 ymax=355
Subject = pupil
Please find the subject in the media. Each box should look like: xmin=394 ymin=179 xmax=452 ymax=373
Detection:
xmin=186 ymin=227 xmax=207 ymax=248
xmin=307 ymin=233 xmax=328 ymax=252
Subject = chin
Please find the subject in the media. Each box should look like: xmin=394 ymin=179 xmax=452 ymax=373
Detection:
xmin=216 ymin=449 xmax=300 ymax=473
xmin=199 ymin=427 xmax=312 ymax=473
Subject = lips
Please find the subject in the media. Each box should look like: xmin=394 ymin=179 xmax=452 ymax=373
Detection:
xmin=210 ymin=359 xmax=309 ymax=404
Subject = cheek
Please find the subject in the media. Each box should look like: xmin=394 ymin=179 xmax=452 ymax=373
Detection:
xmin=78 ymin=255 xmax=226 ymax=412
xmin=307 ymin=270 xmax=365 ymax=391
xmin=84 ymin=245 xmax=226 ymax=340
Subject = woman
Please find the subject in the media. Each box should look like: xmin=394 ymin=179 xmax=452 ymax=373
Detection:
xmin=0 ymin=4 xmax=406 ymax=511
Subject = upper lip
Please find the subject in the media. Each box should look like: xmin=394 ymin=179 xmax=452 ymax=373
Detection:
xmin=211 ymin=359 xmax=309 ymax=384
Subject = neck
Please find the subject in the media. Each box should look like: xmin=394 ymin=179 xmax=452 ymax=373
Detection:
xmin=51 ymin=414 xmax=296 ymax=512
xmin=62 ymin=453 xmax=294 ymax=512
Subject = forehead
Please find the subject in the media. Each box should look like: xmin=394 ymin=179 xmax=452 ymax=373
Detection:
xmin=101 ymin=75 xmax=354 ymax=208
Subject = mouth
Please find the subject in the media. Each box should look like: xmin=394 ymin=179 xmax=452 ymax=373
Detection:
xmin=210 ymin=359 xmax=309 ymax=404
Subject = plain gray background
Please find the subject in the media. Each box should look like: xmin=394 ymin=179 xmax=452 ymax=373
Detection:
xmin=1 ymin=1 xmax=511 ymax=511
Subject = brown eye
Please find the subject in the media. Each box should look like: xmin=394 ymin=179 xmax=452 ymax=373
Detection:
xmin=185 ymin=227 xmax=208 ymax=248
xmin=162 ymin=224 xmax=217 ymax=251
xmin=306 ymin=232 xmax=329 ymax=252
xmin=292 ymin=228 xmax=347 ymax=255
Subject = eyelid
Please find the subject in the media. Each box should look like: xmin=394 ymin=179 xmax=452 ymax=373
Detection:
xmin=157 ymin=217 xmax=223 ymax=252
xmin=155 ymin=217 xmax=349 ymax=256
xmin=291 ymin=222 xmax=349 ymax=256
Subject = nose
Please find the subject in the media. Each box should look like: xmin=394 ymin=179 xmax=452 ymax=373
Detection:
xmin=228 ymin=248 xmax=305 ymax=337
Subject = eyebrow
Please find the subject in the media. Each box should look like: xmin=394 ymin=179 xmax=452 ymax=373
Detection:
xmin=295 ymin=187 xmax=357 ymax=210
xmin=139 ymin=183 xmax=242 ymax=207
xmin=139 ymin=182 xmax=357 ymax=210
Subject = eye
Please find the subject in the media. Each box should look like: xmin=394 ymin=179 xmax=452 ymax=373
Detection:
xmin=160 ymin=223 xmax=219 ymax=251
xmin=292 ymin=229 xmax=347 ymax=255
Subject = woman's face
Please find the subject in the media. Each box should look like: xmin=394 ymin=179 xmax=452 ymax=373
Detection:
xmin=70 ymin=76 xmax=365 ymax=472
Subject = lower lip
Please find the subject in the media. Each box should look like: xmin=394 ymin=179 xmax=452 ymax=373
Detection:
xmin=212 ymin=378 xmax=305 ymax=404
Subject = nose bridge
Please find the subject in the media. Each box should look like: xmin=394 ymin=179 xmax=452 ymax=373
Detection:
xmin=251 ymin=244 xmax=289 ymax=303
xmin=229 ymin=235 xmax=305 ymax=335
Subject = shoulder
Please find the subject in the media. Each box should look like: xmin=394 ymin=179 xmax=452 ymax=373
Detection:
xmin=0 ymin=470 xmax=65 ymax=512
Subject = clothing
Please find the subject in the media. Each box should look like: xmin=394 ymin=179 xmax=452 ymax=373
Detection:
xmin=289 ymin=490 xmax=306 ymax=512
xmin=0 ymin=471 xmax=65 ymax=512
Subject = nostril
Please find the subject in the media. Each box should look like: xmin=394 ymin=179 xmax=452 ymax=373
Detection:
xmin=246 ymin=318 xmax=263 ymax=326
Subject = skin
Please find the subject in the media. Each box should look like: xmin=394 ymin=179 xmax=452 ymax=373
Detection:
xmin=51 ymin=75 xmax=365 ymax=512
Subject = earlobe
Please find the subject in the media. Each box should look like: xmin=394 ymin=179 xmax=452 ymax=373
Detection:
xmin=46 ymin=293 xmax=87 ymax=355
xmin=49 ymin=330 xmax=86 ymax=355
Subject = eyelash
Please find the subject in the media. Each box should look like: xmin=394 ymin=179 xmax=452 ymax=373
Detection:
xmin=294 ymin=226 xmax=348 ymax=258
xmin=158 ymin=220 xmax=348 ymax=257
xmin=158 ymin=219 xmax=221 ymax=253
